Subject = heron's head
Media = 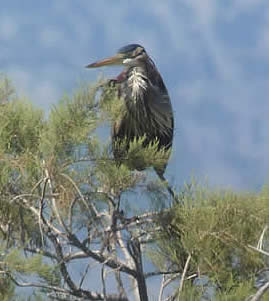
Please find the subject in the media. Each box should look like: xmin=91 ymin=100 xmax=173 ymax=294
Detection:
xmin=86 ymin=44 xmax=148 ymax=69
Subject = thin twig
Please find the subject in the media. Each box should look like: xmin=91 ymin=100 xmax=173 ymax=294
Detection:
xmin=247 ymin=281 xmax=269 ymax=301
xmin=145 ymin=270 xmax=181 ymax=278
xmin=158 ymin=272 xmax=181 ymax=301
xmin=24 ymin=247 xmax=57 ymax=260
xmin=101 ymin=264 xmax=107 ymax=301
xmin=66 ymin=231 xmax=137 ymax=277
xmin=44 ymin=168 xmax=69 ymax=233
xmin=68 ymin=197 xmax=78 ymax=230
xmin=248 ymin=245 xmax=269 ymax=257
xmin=116 ymin=230 xmax=139 ymax=299
xmin=158 ymin=274 xmax=166 ymax=301
xmin=164 ymin=273 xmax=181 ymax=288
xmin=257 ymin=225 xmax=268 ymax=250
xmin=10 ymin=193 xmax=40 ymax=204
xmin=177 ymin=253 xmax=192 ymax=299
xmin=79 ymin=263 xmax=91 ymax=289
xmin=6 ymin=270 xmax=128 ymax=301
xmin=48 ymin=231 xmax=78 ymax=292
xmin=39 ymin=177 xmax=49 ymax=247
xmin=115 ymin=267 xmax=127 ymax=299
xmin=31 ymin=177 xmax=45 ymax=194
xmin=12 ymin=195 xmax=66 ymax=238
xmin=60 ymin=172 xmax=99 ymax=217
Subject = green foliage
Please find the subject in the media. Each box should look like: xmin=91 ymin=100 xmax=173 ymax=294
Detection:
xmin=99 ymin=85 xmax=171 ymax=174
xmin=171 ymin=279 xmax=258 ymax=301
xmin=172 ymin=282 xmax=205 ymax=300
xmin=0 ymin=74 xmax=15 ymax=103
xmin=214 ymin=280 xmax=256 ymax=301
xmin=40 ymin=83 xmax=99 ymax=158
xmin=113 ymin=135 xmax=171 ymax=173
xmin=5 ymin=250 xmax=60 ymax=286
xmin=157 ymin=182 xmax=269 ymax=296
xmin=0 ymin=276 xmax=15 ymax=301
xmin=0 ymin=100 xmax=43 ymax=155
xmin=0 ymin=86 xmax=44 ymax=246
xmin=95 ymin=145 xmax=142 ymax=195
xmin=98 ymin=82 xmax=125 ymax=123
xmin=10 ymin=294 xmax=46 ymax=301
xmin=1 ymin=75 xmax=269 ymax=300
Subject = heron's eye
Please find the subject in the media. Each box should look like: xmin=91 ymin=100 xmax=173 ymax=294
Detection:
xmin=131 ymin=48 xmax=145 ymax=58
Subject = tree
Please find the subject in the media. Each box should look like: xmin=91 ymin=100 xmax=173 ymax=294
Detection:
xmin=0 ymin=75 xmax=173 ymax=300
xmin=1 ymin=74 xmax=269 ymax=301
xmin=155 ymin=183 xmax=269 ymax=300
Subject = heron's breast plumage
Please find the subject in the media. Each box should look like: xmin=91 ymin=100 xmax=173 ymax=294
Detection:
xmin=127 ymin=68 xmax=148 ymax=101
xmin=112 ymin=62 xmax=174 ymax=175
xmin=117 ymin=66 xmax=173 ymax=139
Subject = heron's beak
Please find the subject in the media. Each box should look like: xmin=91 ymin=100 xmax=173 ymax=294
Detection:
xmin=85 ymin=53 xmax=124 ymax=68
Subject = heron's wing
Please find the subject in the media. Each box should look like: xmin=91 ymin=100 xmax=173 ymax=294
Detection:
xmin=147 ymin=82 xmax=174 ymax=138
xmin=148 ymin=82 xmax=174 ymax=176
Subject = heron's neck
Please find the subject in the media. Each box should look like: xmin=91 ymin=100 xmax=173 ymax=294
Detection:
xmin=127 ymin=66 xmax=148 ymax=102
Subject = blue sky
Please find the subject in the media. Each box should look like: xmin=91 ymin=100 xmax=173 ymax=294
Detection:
xmin=1 ymin=0 xmax=269 ymax=191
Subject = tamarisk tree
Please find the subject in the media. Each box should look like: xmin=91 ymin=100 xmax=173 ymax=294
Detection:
xmin=0 ymin=76 xmax=174 ymax=301
xmin=1 ymin=75 xmax=269 ymax=301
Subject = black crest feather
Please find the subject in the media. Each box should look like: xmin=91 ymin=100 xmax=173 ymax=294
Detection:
xmin=118 ymin=44 xmax=144 ymax=54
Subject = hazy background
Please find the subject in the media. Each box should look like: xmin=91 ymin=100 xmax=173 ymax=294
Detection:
xmin=1 ymin=0 xmax=269 ymax=191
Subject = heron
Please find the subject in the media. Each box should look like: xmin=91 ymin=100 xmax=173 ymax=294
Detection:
xmin=86 ymin=44 xmax=174 ymax=183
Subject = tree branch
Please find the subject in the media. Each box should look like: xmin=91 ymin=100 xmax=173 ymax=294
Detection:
xmin=67 ymin=231 xmax=137 ymax=277
xmin=7 ymin=271 xmax=128 ymax=301
xmin=48 ymin=230 xmax=78 ymax=292
xmin=247 ymin=282 xmax=269 ymax=301
xmin=177 ymin=253 xmax=192 ymax=299
xmin=128 ymin=237 xmax=148 ymax=301
xmin=24 ymin=247 xmax=57 ymax=260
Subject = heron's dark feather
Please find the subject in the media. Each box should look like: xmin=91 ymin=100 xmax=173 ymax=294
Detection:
xmin=111 ymin=54 xmax=174 ymax=176
xmin=118 ymin=44 xmax=143 ymax=54
xmin=88 ymin=44 xmax=174 ymax=176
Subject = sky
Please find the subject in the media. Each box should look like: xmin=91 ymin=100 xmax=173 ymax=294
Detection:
xmin=2 ymin=1 xmax=269 ymax=300
xmin=1 ymin=0 xmax=269 ymax=192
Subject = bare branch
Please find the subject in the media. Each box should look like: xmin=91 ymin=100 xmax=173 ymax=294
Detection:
xmin=116 ymin=228 xmax=136 ymax=269
xmin=248 ymin=225 xmax=269 ymax=257
xmin=31 ymin=177 xmax=45 ymax=194
xmin=145 ymin=270 xmax=180 ymax=278
xmin=39 ymin=177 xmax=49 ymax=247
xmin=24 ymin=247 xmax=57 ymax=260
xmin=128 ymin=238 xmax=148 ymax=301
xmin=116 ymin=230 xmax=138 ymax=299
xmin=63 ymin=251 xmax=90 ymax=262
xmin=11 ymin=195 xmax=67 ymax=238
xmin=48 ymin=230 xmax=78 ymax=292
xmin=6 ymin=271 xmax=128 ymax=301
xmin=44 ymin=167 xmax=69 ymax=233
xmin=247 ymin=282 xmax=269 ymax=301
xmin=101 ymin=264 xmax=107 ymax=300
xmin=60 ymin=172 xmax=99 ymax=217
xmin=159 ymin=274 xmax=166 ymax=301
xmin=114 ymin=267 xmax=127 ymax=299
xmin=68 ymin=197 xmax=78 ymax=230
xmin=67 ymin=231 xmax=137 ymax=277
xmin=257 ymin=225 xmax=268 ymax=250
xmin=248 ymin=245 xmax=269 ymax=257
xmin=177 ymin=253 xmax=192 ymax=298
xmin=158 ymin=270 xmax=182 ymax=301
xmin=79 ymin=263 xmax=91 ymax=289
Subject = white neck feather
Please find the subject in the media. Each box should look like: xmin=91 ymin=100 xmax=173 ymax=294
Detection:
xmin=128 ymin=68 xmax=148 ymax=101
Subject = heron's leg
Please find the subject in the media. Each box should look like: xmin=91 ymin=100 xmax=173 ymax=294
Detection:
xmin=108 ymin=70 xmax=128 ymax=87
xmin=156 ymin=170 xmax=179 ymax=204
